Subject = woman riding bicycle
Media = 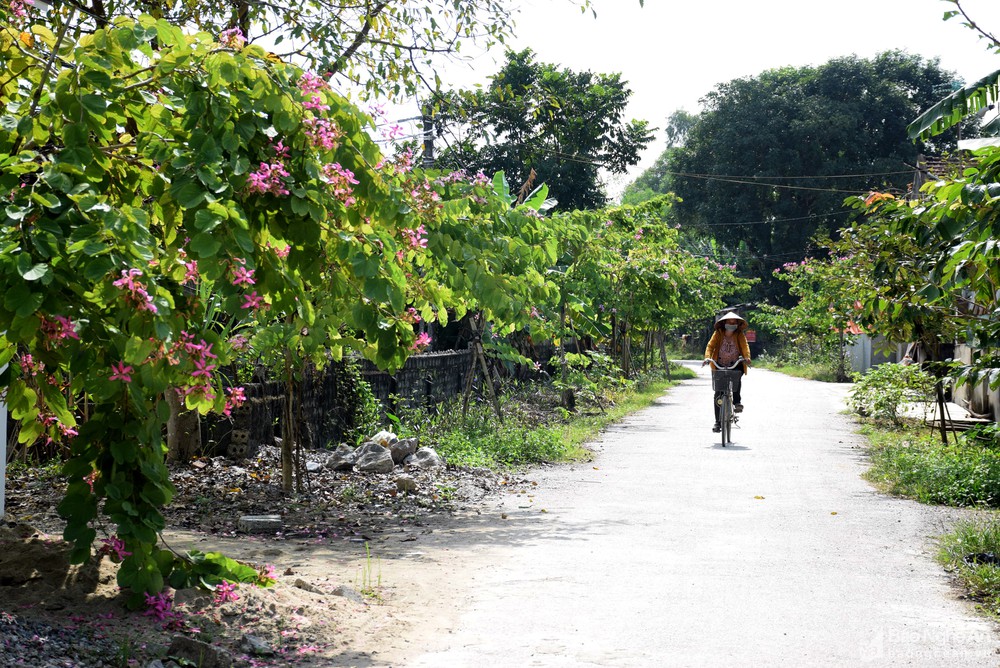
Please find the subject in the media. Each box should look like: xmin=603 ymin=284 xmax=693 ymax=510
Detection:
xmin=703 ymin=311 xmax=751 ymax=433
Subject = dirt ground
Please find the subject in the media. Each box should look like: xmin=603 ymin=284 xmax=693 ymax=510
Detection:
xmin=0 ymin=444 xmax=535 ymax=666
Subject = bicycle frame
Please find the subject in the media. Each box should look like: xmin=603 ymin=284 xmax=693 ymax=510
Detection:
xmin=705 ymin=358 xmax=745 ymax=447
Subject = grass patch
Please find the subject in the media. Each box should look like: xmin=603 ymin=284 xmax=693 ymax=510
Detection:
xmin=557 ymin=366 xmax=695 ymax=458
xmin=391 ymin=363 xmax=695 ymax=469
xmin=939 ymin=518 xmax=1000 ymax=617
xmin=754 ymin=359 xmax=839 ymax=382
xmin=862 ymin=422 xmax=1000 ymax=507
xmin=857 ymin=415 xmax=1000 ymax=617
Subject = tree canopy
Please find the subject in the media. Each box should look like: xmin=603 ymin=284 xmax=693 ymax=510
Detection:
xmin=626 ymin=51 xmax=972 ymax=305
xmin=5 ymin=0 xmax=595 ymax=100
xmin=429 ymin=48 xmax=654 ymax=211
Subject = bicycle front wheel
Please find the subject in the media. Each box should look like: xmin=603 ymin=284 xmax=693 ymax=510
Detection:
xmin=721 ymin=388 xmax=732 ymax=446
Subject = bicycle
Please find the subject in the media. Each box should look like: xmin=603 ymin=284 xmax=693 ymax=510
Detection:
xmin=704 ymin=357 xmax=746 ymax=447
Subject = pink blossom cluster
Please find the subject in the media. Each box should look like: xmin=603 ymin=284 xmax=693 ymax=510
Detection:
xmin=246 ymin=162 xmax=290 ymax=196
xmin=219 ymin=27 xmax=245 ymax=49
xmin=113 ymin=268 xmax=158 ymax=313
xmin=471 ymin=171 xmax=490 ymax=187
xmin=304 ymin=117 xmax=344 ymax=151
xmin=39 ymin=315 xmax=79 ymax=347
xmin=634 ymin=228 xmax=643 ymax=240
xmin=9 ymin=0 xmax=31 ymax=19
xmin=230 ymin=260 xmax=255 ymax=287
xmin=214 ymin=580 xmax=240 ymax=604
xmin=323 ymin=162 xmax=359 ymax=207
xmin=143 ymin=592 xmax=177 ymax=622
xmin=377 ymin=148 xmax=414 ymax=174
xmin=401 ymin=224 xmax=428 ymax=250
xmin=381 ymin=124 xmax=404 ymax=141
xmin=229 ymin=333 xmax=250 ymax=351
xmin=258 ymin=563 xmax=278 ymax=585
xmin=19 ymin=353 xmax=41 ymax=377
xmin=405 ymin=307 xmax=422 ymax=323
xmin=303 ymin=94 xmax=330 ymax=112
xmin=183 ymin=259 xmax=199 ymax=283
xmin=266 ymin=242 xmax=290 ymax=259
xmin=35 ymin=407 xmax=78 ymax=445
xmin=434 ymin=170 xmax=468 ymax=186
xmin=411 ymin=332 xmax=432 ymax=351
xmin=98 ymin=536 xmax=132 ymax=562
xmin=299 ymin=71 xmax=330 ymax=95
xmin=223 ymin=386 xmax=247 ymax=417
xmin=405 ymin=180 xmax=442 ymax=221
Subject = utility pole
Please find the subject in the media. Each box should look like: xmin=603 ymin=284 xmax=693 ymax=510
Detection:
xmin=422 ymin=104 xmax=434 ymax=168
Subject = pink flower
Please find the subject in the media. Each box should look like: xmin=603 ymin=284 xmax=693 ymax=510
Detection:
xmin=112 ymin=269 xmax=157 ymax=313
xmin=40 ymin=315 xmax=80 ymax=345
xmin=401 ymin=225 xmax=428 ymax=249
xmin=242 ymin=291 xmax=265 ymax=310
xmin=143 ymin=592 xmax=175 ymax=621
xmin=323 ymin=163 xmax=359 ymax=206
xmin=183 ymin=260 xmax=199 ymax=283
xmin=109 ymin=361 xmax=133 ymax=383
xmin=304 ymin=118 xmax=344 ymax=151
xmin=191 ymin=357 xmax=216 ymax=380
xmin=229 ymin=334 xmax=249 ymax=351
xmin=223 ymin=386 xmax=247 ymax=417
xmin=84 ymin=470 xmax=99 ymax=493
xmin=231 ymin=264 xmax=255 ymax=286
xmin=411 ymin=332 xmax=432 ymax=351
xmin=246 ymin=162 xmax=290 ymax=196
xmin=219 ymin=27 xmax=245 ymax=49
xmin=9 ymin=0 xmax=31 ymax=19
xmin=274 ymin=244 xmax=290 ymax=259
xmin=98 ymin=536 xmax=132 ymax=562
xmin=214 ymin=580 xmax=240 ymax=604
xmin=299 ymin=71 xmax=329 ymax=95
xmin=303 ymin=94 xmax=330 ymax=112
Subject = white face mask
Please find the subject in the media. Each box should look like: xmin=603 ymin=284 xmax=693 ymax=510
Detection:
xmin=724 ymin=324 xmax=739 ymax=332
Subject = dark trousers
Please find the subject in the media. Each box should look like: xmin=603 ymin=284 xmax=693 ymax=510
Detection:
xmin=713 ymin=375 xmax=742 ymax=424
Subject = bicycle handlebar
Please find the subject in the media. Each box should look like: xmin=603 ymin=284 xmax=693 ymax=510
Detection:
xmin=703 ymin=357 xmax=746 ymax=370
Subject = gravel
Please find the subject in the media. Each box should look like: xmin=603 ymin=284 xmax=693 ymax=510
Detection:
xmin=0 ymin=611 xmax=125 ymax=667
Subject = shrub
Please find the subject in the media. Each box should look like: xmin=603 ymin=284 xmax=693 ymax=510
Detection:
xmin=848 ymin=363 xmax=936 ymax=424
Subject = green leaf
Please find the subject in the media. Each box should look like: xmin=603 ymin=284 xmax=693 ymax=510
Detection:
xmin=171 ymin=180 xmax=207 ymax=209
xmin=81 ymin=94 xmax=109 ymax=116
xmin=189 ymin=232 xmax=221 ymax=258
xmin=194 ymin=208 xmax=223 ymax=232
xmin=908 ymin=68 xmax=1000 ymax=140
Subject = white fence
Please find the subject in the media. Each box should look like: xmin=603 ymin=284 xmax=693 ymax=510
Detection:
xmin=848 ymin=334 xmax=998 ymax=420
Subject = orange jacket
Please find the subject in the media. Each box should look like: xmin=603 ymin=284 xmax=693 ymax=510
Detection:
xmin=704 ymin=329 xmax=751 ymax=374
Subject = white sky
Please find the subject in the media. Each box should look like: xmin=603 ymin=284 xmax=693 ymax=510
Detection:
xmin=401 ymin=0 xmax=1000 ymax=198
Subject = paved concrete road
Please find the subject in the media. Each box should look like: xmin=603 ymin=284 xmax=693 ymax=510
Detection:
xmin=402 ymin=365 xmax=999 ymax=667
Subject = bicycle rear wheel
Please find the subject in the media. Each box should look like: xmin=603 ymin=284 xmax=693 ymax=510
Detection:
xmin=720 ymin=386 xmax=732 ymax=446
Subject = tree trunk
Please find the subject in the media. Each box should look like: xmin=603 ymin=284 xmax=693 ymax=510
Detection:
xmin=659 ymin=331 xmax=671 ymax=380
xmin=559 ymin=301 xmax=574 ymax=410
xmin=281 ymin=358 xmax=295 ymax=493
xmin=166 ymin=389 xmax=201 ymax=463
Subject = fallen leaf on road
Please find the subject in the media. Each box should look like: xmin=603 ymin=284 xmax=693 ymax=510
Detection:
xmin=831 ymin=511 xmax=838 ymax=515
xmin=754 ymin=495 xmax=765 ymax=500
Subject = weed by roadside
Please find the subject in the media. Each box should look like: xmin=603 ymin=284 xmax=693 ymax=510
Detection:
xmin=754 ymin=350 xmax=842 ymax=383
xmin=389 ymin=365 xmax=695 ymax=469
xmin=939 ymin=519 xmax=1000 ymax=617
xmin=858 ymin=418 xmax=1000 ymax=618
xmin=862 ymin=422 xmax=1000 ymax=507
